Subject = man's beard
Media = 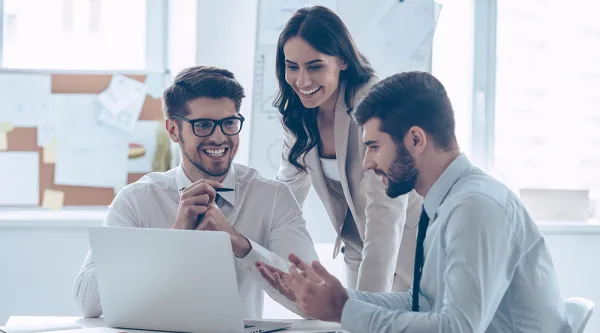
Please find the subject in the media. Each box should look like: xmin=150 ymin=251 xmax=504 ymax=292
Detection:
xmin=184 ymin=148 xmax=232 ymax=177
xmin=180 ymin=135 xmax=233 ymax=178
xmin=383 ymin=144 xmax=418 ymax=198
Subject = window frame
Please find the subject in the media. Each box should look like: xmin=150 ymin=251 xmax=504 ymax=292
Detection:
xmin=471 ymin=0 xmax=497 ymax=172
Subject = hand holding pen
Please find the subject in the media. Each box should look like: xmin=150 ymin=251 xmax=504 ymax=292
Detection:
xmin=171 ymin=179 xmax=232 ymax=230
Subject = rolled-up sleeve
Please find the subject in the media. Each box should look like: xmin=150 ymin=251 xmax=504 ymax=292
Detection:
xmin=236 ymin=182 xmax=319 ymax=317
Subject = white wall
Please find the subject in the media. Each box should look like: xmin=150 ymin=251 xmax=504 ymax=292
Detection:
xmin=194 ymin=0 xmax=258 ymax=167
xmin=0 ymin=213 xmax=104 ymax=324
xmin=2 ymin=214 xmax=599 ymax=332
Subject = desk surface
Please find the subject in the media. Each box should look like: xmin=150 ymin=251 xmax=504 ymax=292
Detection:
xmin=4 ymin=316 xmax=345 ymax=333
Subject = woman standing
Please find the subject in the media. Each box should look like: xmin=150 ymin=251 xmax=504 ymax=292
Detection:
xmin=274 ymin=5 xmax=422 ymax=292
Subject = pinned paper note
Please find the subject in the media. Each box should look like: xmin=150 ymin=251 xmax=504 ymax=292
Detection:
xmin=0 ymin=73 xmax=51 ymax=127
xmin=0 ymin=132 xmax=7 ymax=150
xmin=0 ymin=152 xmax=40 ymax=205
xmin=97 ymin=75 xmax=146 ymax=115
xmin=144 ymin=73 xmax=165 ymax=99
xmin=0 ymin=122 xmax=14 ymax=150
xmin=97 ymin=93 xmax=146 ymax=134
xmin=43 ymin=139 xmax=57 ymax=164
xmin=42 ymin=189 xmax=65 ymax=210
xmin=0 ymin=122 xmax=14 ymax=133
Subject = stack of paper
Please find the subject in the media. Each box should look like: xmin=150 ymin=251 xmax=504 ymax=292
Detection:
xmin=0 ymin=323 xmax=80 ymax=333
xmin=0 ymin=324 xmax=125 ymax=333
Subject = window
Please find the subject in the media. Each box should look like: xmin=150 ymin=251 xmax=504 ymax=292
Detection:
xmin=2 ymin=0 xmax=147 ymax=70
xmin=431 ymin=0 xmax=475 ymax=159
xmin=494 ymin=0 xmax=600 ymax=208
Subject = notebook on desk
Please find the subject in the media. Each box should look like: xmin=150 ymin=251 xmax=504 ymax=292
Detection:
xmin=89 ymin=226 xmax=291 ymax=333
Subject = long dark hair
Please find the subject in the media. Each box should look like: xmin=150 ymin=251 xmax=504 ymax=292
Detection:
xmin=273 ymin=5 xmax=375 ymax=172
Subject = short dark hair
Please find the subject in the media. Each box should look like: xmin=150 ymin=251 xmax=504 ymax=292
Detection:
xmin=353 ymin=71 xmax=457 ymax=150
xmin=274 ymin=5 xmax=375 ymax=172
xmin=162 ymin=66 xmax=245 ymax=119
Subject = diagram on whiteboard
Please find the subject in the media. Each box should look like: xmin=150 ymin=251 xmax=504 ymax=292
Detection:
xmin=253 ymin=53 xmax=280 ymax=121
xmin=250 ymin=44 xmax=284 ymax=177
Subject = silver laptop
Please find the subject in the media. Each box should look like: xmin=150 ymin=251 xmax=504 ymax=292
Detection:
xmin=88 ymin=226 xmax=292 ymax=333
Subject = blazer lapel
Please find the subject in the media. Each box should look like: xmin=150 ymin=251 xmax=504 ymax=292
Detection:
xmin=333 ymin=84 xmax=356 ymax=213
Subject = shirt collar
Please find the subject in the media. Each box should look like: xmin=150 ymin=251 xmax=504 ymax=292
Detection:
xmin=176 ymin=164 xmax=237 ymax=206
xmin=423 ymin=153 xmax=472 ymax=219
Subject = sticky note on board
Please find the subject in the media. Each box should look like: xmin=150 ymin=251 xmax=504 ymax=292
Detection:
xmin=0 ymin=132 xmax=7 ymax=151
xmin=0 ymin=122 xmax=14 ymax=150
xmin=43 ymin=139 xmax=57 ymax=164
xmin=42 ymin=189 xmax=65 ymax=210
xmin=0 ymin=122 xmax=14 ymax=133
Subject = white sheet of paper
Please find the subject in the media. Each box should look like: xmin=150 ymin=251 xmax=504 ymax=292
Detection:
xmin=0 ymin=73 xmax=51 ymax=127
xmin=38 ymin=328 xmax=126 ymax=333
xmin=97 ymin=75 xmax=146 ymax=115
xmin=97 ymin=91 xmax=146 ymax=135
xmin=356 ymin=0 xmax=437 ymax=77
xmin=38 ymin=94 xmax=85 ymax=147
xmin=127 ymin=120 xmax=161 ymax=173
xmin=258 ymin=0 xmax=336 ymax=45
xmin=45 ymin=94 xmax=99 ymax=148
xmin=55 ymin=137 xmax=129 ymax=189
xmin=53 ymin=96 xmax=130 ymax=189
xmin=0 ymin=325 xmax=83 ymax=333
xmin=0 ymin=152 xmax=39 ymax=206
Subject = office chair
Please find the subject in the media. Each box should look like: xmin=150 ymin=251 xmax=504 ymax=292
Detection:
xmin=564 ymin=297 xmax=595 ymax=333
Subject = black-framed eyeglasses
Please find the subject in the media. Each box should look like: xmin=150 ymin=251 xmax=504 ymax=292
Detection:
xmin=173 ymin=115 xmax=245 ymax=137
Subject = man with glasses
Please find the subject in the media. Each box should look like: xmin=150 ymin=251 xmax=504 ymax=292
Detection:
xmin=73 ymin=66 xmax=319 ymax=319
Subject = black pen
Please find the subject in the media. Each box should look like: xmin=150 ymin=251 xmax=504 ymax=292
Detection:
xmin=179 ymin=187 xmax=234 ymax=192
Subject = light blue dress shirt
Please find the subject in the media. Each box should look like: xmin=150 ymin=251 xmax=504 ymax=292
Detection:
xmin=340 ymin=154 xmax=571 ymax=333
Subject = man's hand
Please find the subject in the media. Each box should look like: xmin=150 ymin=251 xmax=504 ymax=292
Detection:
xmin=197 ymin=203 xmax=251 ymax=258
xmin=173 ymin=179 xmax=221 ymax=230
xmin=258 ymin=254 xmax=349 ymax=323
xmin=257 ymin=253 xmax=329 ymax=302
xmin=257 ymin=261 xmax=297 ymax=302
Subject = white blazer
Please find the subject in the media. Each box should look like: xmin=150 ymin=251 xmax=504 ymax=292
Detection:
xmin=276 ymin=75 xmax=422 ymax=292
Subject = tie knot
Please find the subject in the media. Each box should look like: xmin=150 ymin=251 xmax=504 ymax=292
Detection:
xmin=419 ymin=205 xmax=429 ymax=225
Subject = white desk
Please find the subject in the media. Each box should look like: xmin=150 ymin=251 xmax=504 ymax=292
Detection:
xmin=3 ymin=316 xmax=346 ymax=333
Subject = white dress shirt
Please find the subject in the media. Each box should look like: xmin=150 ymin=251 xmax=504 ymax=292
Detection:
xmin=73 ymin=163 xmax=318 ymax=319
xmin=340 ymin=154 xmax=571 ymax=333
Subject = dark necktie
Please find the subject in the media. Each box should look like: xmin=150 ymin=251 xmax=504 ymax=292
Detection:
xmin=412 ymin=205 xmax=430 ymax=312
xmin=215 ymin=194 xmax=224 ymax=208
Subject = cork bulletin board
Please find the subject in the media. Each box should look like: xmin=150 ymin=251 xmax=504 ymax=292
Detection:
xmin=2 ymin=73 xmax=165 ymax=206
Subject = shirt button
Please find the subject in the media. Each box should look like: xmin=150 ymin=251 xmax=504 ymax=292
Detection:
xmin=247 ymin=267 xmax=252 ymax=272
